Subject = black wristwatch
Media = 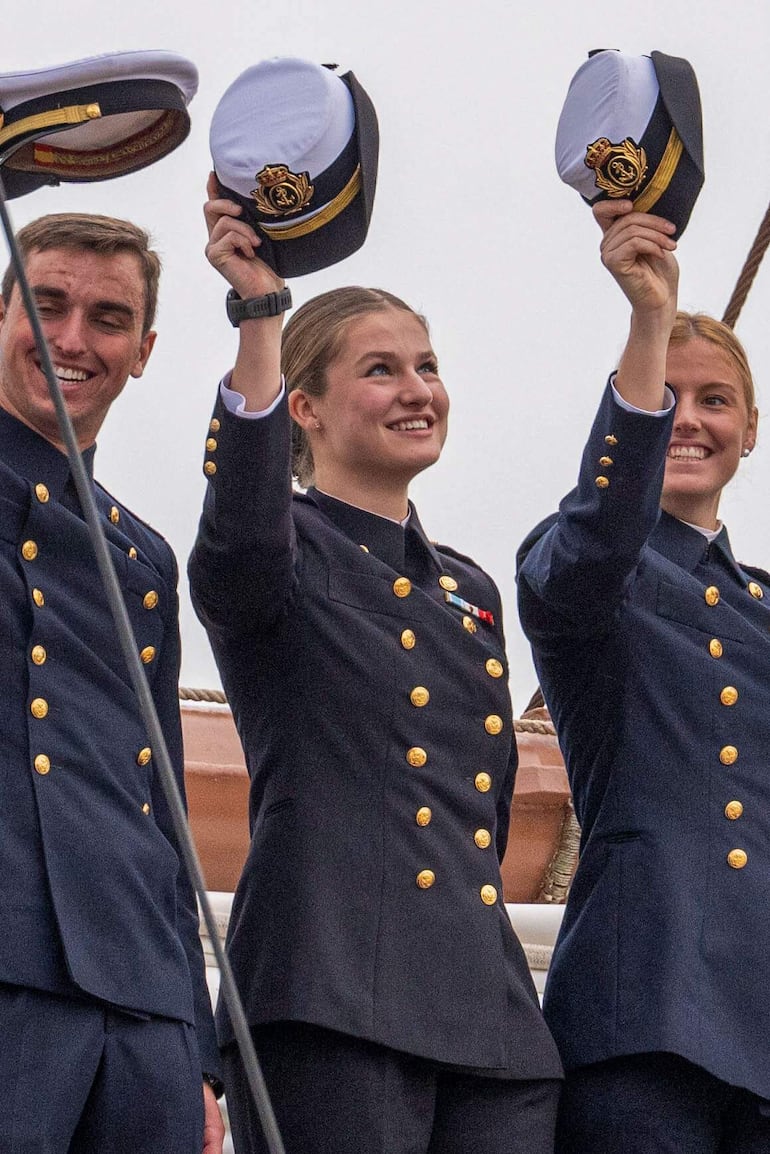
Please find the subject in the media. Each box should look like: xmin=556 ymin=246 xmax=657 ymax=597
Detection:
xmin=226 ymin=287 xmax=293 ymax=326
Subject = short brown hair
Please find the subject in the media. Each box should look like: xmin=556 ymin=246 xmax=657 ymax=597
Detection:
xmin=2 ymin=212 xmax=161 ymax=334
xmin=282 ymin=286 xmax=428 ymax=486
xmin=669 ymin=312 xmax=756 ymax=412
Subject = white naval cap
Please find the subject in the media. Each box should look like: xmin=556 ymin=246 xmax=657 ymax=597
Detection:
xmin=210 ymin=57 xmax=379 ymax=277
xmin=555 ymin=49 xmax=704 ymax=238
xmin=0 ymin=49 xmax=198 ymax=199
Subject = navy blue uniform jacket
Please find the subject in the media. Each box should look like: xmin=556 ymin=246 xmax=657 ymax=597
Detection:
xmin=517 ymin=382 xmax=770 ymax=1099
xmin=189 ymin=393 xmax=562 ymax=1076
xmin=0 ymin=407 xmax=218 ymax=1075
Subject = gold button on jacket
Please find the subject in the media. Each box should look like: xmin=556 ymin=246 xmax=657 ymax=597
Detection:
xmin=705 ymin=586 xmax=720 ymax=606
xmin=416 ymin=869 xmax=436 ymax=889
xmin=474 ymin=772 xmax=492 ymax=793
xmin=35 ymin=483 xmax=50 ymax=503
xmin=484 ymin=714 xmax=503 ymax=735
xmin=30 ymin=698 xmax=49 ymax=719
xmin=410 ymin=686 xmax=430 ymax=707
xmin=709 ymin=638 xmax=723 ymax=658
xmin=415 ymin=807 xmax=432 ymax=827
xmin=400 ymin=629 xmax=416 ymax=650
xmin=485 ymin=658 xmax=503 ymax=678
xmin=21 ymin=540 xmax=38 ymax=561
xmin=474 ymin=828 xmax=492 ymax=849
xmin=406 ymin=746 xmax=427 ymax=768
xmin=480 ymin=885 xmax=497 ymax=905
xmin=727 ymin=849 xmax=747 ymax=869
xmin=719 ymin=745 xmax=738 ymax=766
xmin=34 ymin=754 xmax=51 ymax=775
xmin=724 ymin=801 xmax=744 ymax=821
xmin=720 ymin=686 xmax=738 ymax=706
xmin=393 ymin=576 xmax=412 ymax=598
xmin=438 ymin=575 xmax=458 ymax=592
xmin=143 ymin=591 xmax=159 ymax=610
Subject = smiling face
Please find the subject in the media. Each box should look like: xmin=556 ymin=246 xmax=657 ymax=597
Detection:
xmin=661 ymin=336 xmax=758 ymax=528
xmin=290 ymin=305 xmax=449 ymax=512
xmin=0 ymin=246 xmax=155 ymax=452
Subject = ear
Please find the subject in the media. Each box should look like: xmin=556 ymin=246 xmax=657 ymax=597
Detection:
xmin=744 ymin=405 xmax=759 ymax=454
xmin=288 ymin=388 xmax=320 ymax=430
xmin=130 ymin=330 xmax=157 ymax=379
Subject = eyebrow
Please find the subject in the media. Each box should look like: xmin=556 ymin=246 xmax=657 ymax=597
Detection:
xmin=356 ymin=349 xmax=436 ymax=363
xmin=32 ymin=284 xmax=136 ymax=321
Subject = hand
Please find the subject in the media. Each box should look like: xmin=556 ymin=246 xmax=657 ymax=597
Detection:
xmin=593 ymin=199 xmax=679 ymax=319
xmin=204 ymin=171 xmax=286 ymax=300
xmin=202 ymin=1081 xmax=225 ymax=1154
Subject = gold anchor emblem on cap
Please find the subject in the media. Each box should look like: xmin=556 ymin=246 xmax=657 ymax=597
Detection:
xmin=585 ymin=137 xmax=648 ymax=198
xmin=252 ymin=164 xmax=314 ymax=217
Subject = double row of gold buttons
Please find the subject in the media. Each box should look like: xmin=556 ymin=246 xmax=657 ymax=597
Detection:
xmin=704 ymin=580 xmax=765 ymax=871
xmin=392 ymin=570 xmax=503 ymax=907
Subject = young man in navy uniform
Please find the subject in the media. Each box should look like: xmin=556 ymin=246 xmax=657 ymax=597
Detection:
xmin=0 ymin=212 xmax=224 ymax=1153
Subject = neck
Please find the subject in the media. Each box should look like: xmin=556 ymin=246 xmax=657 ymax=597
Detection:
xmin=312 ymin=466 xmax=410 ymax=522
xmin=0 ymin=398 xmax=92 ymax=456
xmin=661 ymin=495 xmax=721 ymax=532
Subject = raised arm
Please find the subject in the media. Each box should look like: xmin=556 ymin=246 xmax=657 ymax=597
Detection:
xmin=594 ymin=199 xmax=678 ymax=410
xmin=203 ymin=171 xmax=284 ymax=409
xmin=517 ymin=203 xmax=679 ymax=639
xmin=188 ymin=178 xmax=298 ymax=641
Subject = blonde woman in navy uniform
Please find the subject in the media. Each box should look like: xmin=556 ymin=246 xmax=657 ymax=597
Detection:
xmin=518 ymin=198 xmax=770 ymax=1152
xmin=189 ymin=174 xmax=563 ymax=1153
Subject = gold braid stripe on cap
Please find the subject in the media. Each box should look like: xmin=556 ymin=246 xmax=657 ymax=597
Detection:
xmin=260 ymin=165 xmax=361 ymax=241
xmin=633 ymin=127 xmax=684 ymax=214
xmin=0 ymin=102 xmax=102 ymax=150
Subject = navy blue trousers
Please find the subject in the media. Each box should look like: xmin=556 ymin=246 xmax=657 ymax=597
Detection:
xmin=223 ymin=1020 xmax=560 ymax=1154
xmin=556 ymin=1052 xmax=770 ymax=1153
xmin=0 ymin=983 xmax=203 ymax=1153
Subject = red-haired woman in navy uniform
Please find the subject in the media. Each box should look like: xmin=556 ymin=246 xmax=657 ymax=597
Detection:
xmin=518 ymin=200 xmax=770 ymax=1153
xmin=189 ymin=176 xmax=562 ymax=1154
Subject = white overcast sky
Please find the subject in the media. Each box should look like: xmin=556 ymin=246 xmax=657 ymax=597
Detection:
xmin=3 ymin=0 xmax=770 ymax=713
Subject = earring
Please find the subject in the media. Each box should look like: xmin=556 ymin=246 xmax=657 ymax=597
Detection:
xmin=742 ymin=448 xmax=751 ymax=458
xmin=314 ymin=420 xmax=322 ymax=431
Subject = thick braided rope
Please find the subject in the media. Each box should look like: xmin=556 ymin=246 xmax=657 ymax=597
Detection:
xmin=722 ymin=200 xmax=770 ymax=329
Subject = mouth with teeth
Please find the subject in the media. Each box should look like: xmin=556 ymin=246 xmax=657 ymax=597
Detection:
xmin=387 ymin=417 xmax=433 ymax=432
xmin=667 ymin=444 xmax=710 ymax=461
xmin=34 ymin=362 xmax=95 ymax=389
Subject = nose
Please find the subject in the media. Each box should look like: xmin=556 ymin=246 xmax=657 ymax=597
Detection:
xmin=673 ymin=394 xmax=701 ymax=432
xmin=48 ymin=309 xmax=87 ymax=356
xmin=400 ymin=369 xmax=434 ymax=406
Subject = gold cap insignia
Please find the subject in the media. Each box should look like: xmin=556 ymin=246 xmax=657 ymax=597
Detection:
xmin=585 ymin=137 xmax=648 ymax=198
xmin=252 ymin=164 xmax=314 ymax=217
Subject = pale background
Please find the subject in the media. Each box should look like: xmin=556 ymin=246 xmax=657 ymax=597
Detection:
xmin=3 ymin=0 xmax=769 ymax=713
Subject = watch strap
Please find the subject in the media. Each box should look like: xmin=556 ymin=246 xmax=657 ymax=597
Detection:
xmin=226 ymin=286 xmax=293 ymax=326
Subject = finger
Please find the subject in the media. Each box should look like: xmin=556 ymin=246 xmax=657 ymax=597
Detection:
xmin=601 ymin=241 xmax=678 ymax=276
xmin=203 ymin=197 xmax=244 ymax=234
xmin=206 ymin=170 xmax=220 ymax=199
xmin=600 ymin=221 xmax=674 ymax=256
xmin=205 ymin=230 xmax=258 ymax=270
xmin=592 ymin=198 xmax=633 ymax=232
xmin=207 ymin=211 xmax=259 ymax=249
